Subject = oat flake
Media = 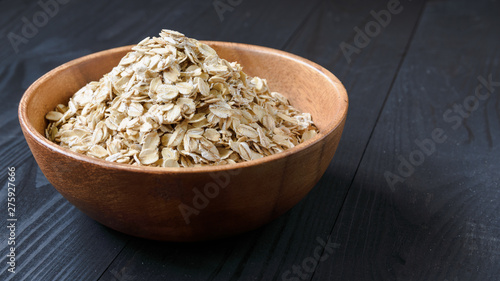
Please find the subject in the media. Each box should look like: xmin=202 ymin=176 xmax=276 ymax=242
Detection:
xmin=45 ymin=29 xmax=318 ymax=167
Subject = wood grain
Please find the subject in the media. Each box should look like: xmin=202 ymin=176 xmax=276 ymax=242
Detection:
xmin=100 ymin=0 xmax=427 ymax=280
xmin=0 ymin=156 xmax=130 ymax=281
xmin=3 ymin=0 xmax=329 ymax=278
xmin=19 ymin=42 xmax=347 ymax=241
xmin=2 ymin=0 xmax=498 ymax=280
xmin=311 ymin=1 xmax=500 ymax=280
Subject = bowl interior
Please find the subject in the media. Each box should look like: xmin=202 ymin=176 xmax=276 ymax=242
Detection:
xmin=207 ymin=42 xmax=347 ymax=134
xmin=22 ymin=42 xmax=347 ymax=163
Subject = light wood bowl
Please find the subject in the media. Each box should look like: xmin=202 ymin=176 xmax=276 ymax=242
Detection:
xmin=18 ymin=42 xmax=348 ymax=241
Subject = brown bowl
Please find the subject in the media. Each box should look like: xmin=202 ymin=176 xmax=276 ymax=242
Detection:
xmin=18 ymin=42 xmax=348 ymax=241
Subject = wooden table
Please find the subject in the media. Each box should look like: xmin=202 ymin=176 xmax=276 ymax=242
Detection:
xmin=1 ymin=0 xmax=499 ymax=280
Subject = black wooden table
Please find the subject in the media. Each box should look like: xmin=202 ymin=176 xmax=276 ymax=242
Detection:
xmin=1 ymin=0 xmax=499 ymax=280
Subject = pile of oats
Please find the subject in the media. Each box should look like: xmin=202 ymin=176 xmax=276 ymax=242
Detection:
xmin=45 ymin=30 xmax=318 ymax=167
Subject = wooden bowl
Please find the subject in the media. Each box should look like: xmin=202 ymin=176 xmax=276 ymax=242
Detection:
xmin=18 ymin=42 xmax=348 ymax=241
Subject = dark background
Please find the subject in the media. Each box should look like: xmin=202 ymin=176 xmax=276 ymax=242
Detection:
xmin=1 ymin=0 xmax=499 ymax=280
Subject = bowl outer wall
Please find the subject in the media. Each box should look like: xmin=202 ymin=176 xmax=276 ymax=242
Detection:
xmin=18 ymin=42 xmax=348 ymax=241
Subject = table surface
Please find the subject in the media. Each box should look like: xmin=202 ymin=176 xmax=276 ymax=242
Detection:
xmin=1 ymin=0 xmax=499 ymax=280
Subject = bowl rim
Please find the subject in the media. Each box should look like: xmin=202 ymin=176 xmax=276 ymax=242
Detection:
xmin=18 ymin=41 xmax=348 ymax=175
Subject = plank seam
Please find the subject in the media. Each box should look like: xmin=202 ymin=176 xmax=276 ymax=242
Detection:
xmin=308 ymin=0 xmax=429 ymax=280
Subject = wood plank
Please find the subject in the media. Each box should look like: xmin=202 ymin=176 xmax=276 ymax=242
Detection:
xmin=0 ymin=1 xmax=225 ymax=280
xmin=224 ymin=0 xmax=427 ymax=279
xmin=0 ymin=157 xmax=130 ymax=281
xmin=312 ymin=1 xmax=500 ymax=280
xmin=99 ymin=0 xmax=425 ymax=280
xmin=0 ymin=0 xmax=329 ymax=279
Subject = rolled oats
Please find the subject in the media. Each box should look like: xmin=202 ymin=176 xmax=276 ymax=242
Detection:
xmin=45 ymin=30 xmax=318 ymax=167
